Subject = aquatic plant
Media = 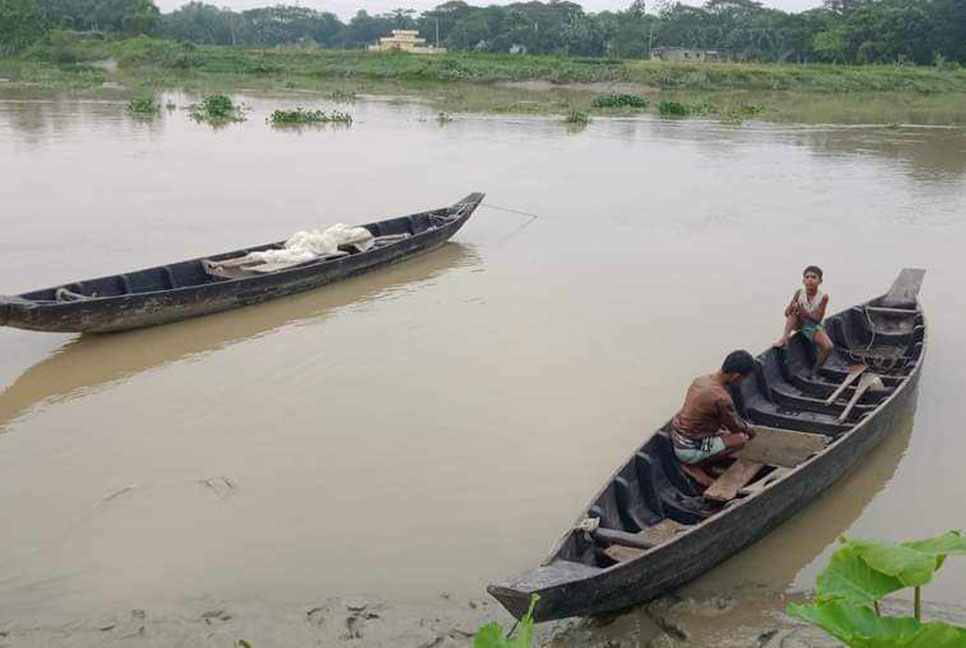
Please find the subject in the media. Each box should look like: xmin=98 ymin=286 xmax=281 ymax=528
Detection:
xmin=719 ymin=102 xmax=767 ymax=124
xmin=189 ymin=93 xmax=245 ymax=123
xmin=474 ymin=595 xmax=538 ymax=648
xmin=563 ymin=110 xmax=590 ymax=124
xmin=268 ymin=107 xmax=352 ymax=125
xmin=591 ymin=93 xmax=648 ymax=108
xmin=787 ymin=530 xmax=966 ymax=647
xmin=327 ymin=89 xmax=356 ymax=103
xmin=125 ymin=97 xmax=159 ymax=115
xmin=658 ymin=99 xmax=715 ymax=117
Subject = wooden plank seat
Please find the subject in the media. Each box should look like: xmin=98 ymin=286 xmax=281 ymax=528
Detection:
xmin=735 ymin=426 xmax=830 ymax=468
xmin=704 ymin=460 xmax=764 ymax=502
xmin=594 ymin=519 xmax=690 ymax=557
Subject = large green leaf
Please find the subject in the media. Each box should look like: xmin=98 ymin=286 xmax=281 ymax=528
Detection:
xmin=847 ymin=539 xmax=940 ymax=588
xmin=787 ymin=598 xmax=966 ymax=647
xmin=902 ymin=530 xmax=966 ymax=571
xmin=817 ymin=546 xmax=906 ymax=606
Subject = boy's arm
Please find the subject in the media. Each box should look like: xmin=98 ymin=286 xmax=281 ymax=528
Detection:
xmin=784 ymin=290 xmax=800 ymax=317
xmin=717 ymin=394 xmax=750 ymax=436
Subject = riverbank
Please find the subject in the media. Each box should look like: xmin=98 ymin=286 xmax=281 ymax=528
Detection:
xmin=2 ymin=587 xmax=965 ymax=647
xmin=4 ymin=38 xmax=966 ymax=126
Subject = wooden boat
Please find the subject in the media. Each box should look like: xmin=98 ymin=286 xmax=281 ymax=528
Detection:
xmin=0 ymin=193 xmax=483 ymax=333
xmin=488 ymin=269 xmax=926 ymax=622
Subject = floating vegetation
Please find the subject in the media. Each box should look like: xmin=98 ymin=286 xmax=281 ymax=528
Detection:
xmin=189 ymin=93 xmax=246 ymax=123
xmin=719 ymin=102 xmax=767 ymax=124
xmin=563 ymin=110 xmax=590 ymax=124
xmin=591 ymin=93 xmax=648 ymax=109
xmin=268 ymin=107 xmax=353 ymax=125
xmin=125 ymin=98 xmax=159 ymax=116
xmin=327 ymin=89 xmax=357 ymax=103
xmin=658 ymin=99 xmax=715 ymax=117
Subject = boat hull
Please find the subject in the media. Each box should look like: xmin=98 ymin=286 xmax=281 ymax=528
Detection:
xmin=488 ymin=271 xmax=926 ymax=622
xmin=490 ymin=370 xmax=921 ymax=621
xmin=0 ymin=194 xmax=480 ymax=333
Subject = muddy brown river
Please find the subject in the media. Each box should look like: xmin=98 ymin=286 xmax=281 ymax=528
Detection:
xmin=1 ymin=88 xmax=965 ymax=646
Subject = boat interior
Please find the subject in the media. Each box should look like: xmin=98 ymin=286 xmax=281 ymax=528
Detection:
xmin=550 ymin=293 xmax=925 ymax=570
xmin=20 ymin=208 xmax=462 ymax=303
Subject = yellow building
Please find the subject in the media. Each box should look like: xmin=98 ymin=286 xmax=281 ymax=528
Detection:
xmin=368 ymin=30 xmax=447 ymax=54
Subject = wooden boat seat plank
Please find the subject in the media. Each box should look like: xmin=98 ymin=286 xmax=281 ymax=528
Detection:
xmin=738 ymin=467 xmax=792 ymax=496
xmin=704 ymin=459 xmax=764 ymax=502
xmin=735 ymin=426 xmax=830 ymax=468
xmin=638 ymin=518 xmax=688 ymax=545
xmin=603 ymin=545 xmax=646 ymax=563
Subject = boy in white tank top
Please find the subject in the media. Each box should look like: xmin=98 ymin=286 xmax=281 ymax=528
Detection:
xmin=774 ymin=265 xmax=833 ymax=375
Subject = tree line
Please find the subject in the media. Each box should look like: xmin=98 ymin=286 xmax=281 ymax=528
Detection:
xmin=2 ymin=0 xmax=964 ymax=66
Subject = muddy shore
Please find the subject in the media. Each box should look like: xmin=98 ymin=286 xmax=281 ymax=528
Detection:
xmin=3 ymin=589 xmax=964 ymax=647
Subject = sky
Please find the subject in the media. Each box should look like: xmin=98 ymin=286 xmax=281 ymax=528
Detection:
xmin=154 ymin=0 xmax=824 ymax=21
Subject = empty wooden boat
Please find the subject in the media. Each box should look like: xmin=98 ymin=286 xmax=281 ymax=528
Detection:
xmin=488 ymin=269 xmax=926 ymax=622
xmin=0 ymin=193 xmax=483 ymax=333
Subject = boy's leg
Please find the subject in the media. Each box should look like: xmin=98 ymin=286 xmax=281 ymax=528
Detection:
xmin=774 ymin=314 xmax=800 ymax=347
xmin=812 ymin=329 xmax=834 ymax=374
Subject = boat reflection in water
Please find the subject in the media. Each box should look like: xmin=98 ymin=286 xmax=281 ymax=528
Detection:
xmin=0 ymin=242 xmax=480 ymax=432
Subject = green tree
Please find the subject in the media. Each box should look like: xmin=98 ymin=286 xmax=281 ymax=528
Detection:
xmin=0 ymin=0 xmax=45 ymax=52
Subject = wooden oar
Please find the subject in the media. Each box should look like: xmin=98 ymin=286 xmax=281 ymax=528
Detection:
xmin=837 ymin=372 xmax=885 ymax=423
xmin=825 ymin=364 xmax=868 ymax=405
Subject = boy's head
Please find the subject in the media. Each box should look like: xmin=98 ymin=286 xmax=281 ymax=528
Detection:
xmin=803 ymin=265 xmax=823 ymax=291
xmin=721 ymin=350 xmax=756 ymax=384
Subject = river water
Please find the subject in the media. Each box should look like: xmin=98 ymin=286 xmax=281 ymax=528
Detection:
xmin=1 ymin=88 xmax=965 ymax=645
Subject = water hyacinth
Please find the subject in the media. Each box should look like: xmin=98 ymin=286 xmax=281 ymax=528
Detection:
xmin=268 ymin=108 xmax=353 ymax=125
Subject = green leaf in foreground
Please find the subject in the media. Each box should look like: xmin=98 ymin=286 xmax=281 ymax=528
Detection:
xmin=788 ymin=598 xmax=966 ymax=647
xmin=817 ymin=545 xmax=905 ymax=607
xmin=473 ymin=594 xmax=538 ymax=648
xmin=848 ymin=538 xmax=943 ymax=588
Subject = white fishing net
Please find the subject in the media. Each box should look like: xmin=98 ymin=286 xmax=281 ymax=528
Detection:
xmin=247 ymin=224 xmax=374 ymax=265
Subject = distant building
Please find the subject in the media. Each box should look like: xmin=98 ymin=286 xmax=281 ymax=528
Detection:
xmin=650 ymin=47 xmax=726 ymax=62
xmin=368 ymin=30 xmax=447 ymax=54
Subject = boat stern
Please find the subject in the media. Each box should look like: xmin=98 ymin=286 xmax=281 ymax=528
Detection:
xmin=487 ymin=560 xmax=603 ymax=622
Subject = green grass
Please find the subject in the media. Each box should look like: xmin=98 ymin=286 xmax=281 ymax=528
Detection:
xmin=44 ymin=38 xmax=966 ymax=95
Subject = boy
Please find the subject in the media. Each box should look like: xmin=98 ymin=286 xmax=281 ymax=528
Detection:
xmin=670 ymin=350 xmax=757 ymax=487
xmin=774 ymin=265 xmax=833 ymax=375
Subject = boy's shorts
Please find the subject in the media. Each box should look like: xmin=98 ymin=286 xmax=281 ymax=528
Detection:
xmin=674 ymin=436 xmax=727 ymax=465
xmin=802 ymin=321 xmax=825 ymax=343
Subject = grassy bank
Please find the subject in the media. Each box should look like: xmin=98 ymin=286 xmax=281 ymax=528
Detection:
xmin=3 ymin=38 xmax=966 ymax=125
xmin=6 ymin=36 xmax=966 ymax=95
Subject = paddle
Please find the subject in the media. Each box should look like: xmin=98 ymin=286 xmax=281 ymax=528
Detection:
xmin=824 ymin=364 xmax=868 ymax=405
xmin=837 ymin=372 xmax=886 ymax=423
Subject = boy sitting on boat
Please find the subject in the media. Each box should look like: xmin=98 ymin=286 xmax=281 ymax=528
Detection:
xmin=774 ymin=265 xmax=834 ymax=375
xmin=670 ymin=350 xmax=757 ymax=487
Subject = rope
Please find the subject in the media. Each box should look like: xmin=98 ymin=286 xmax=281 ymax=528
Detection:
xmin=481 ymin=202 xmax=540 ymax=219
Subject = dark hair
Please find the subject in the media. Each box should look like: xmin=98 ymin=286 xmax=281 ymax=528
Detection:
xmin=803 ymin=265 xmax=823 ymax=279
xmin=722 ymin=350 xmax=756 ymax=376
